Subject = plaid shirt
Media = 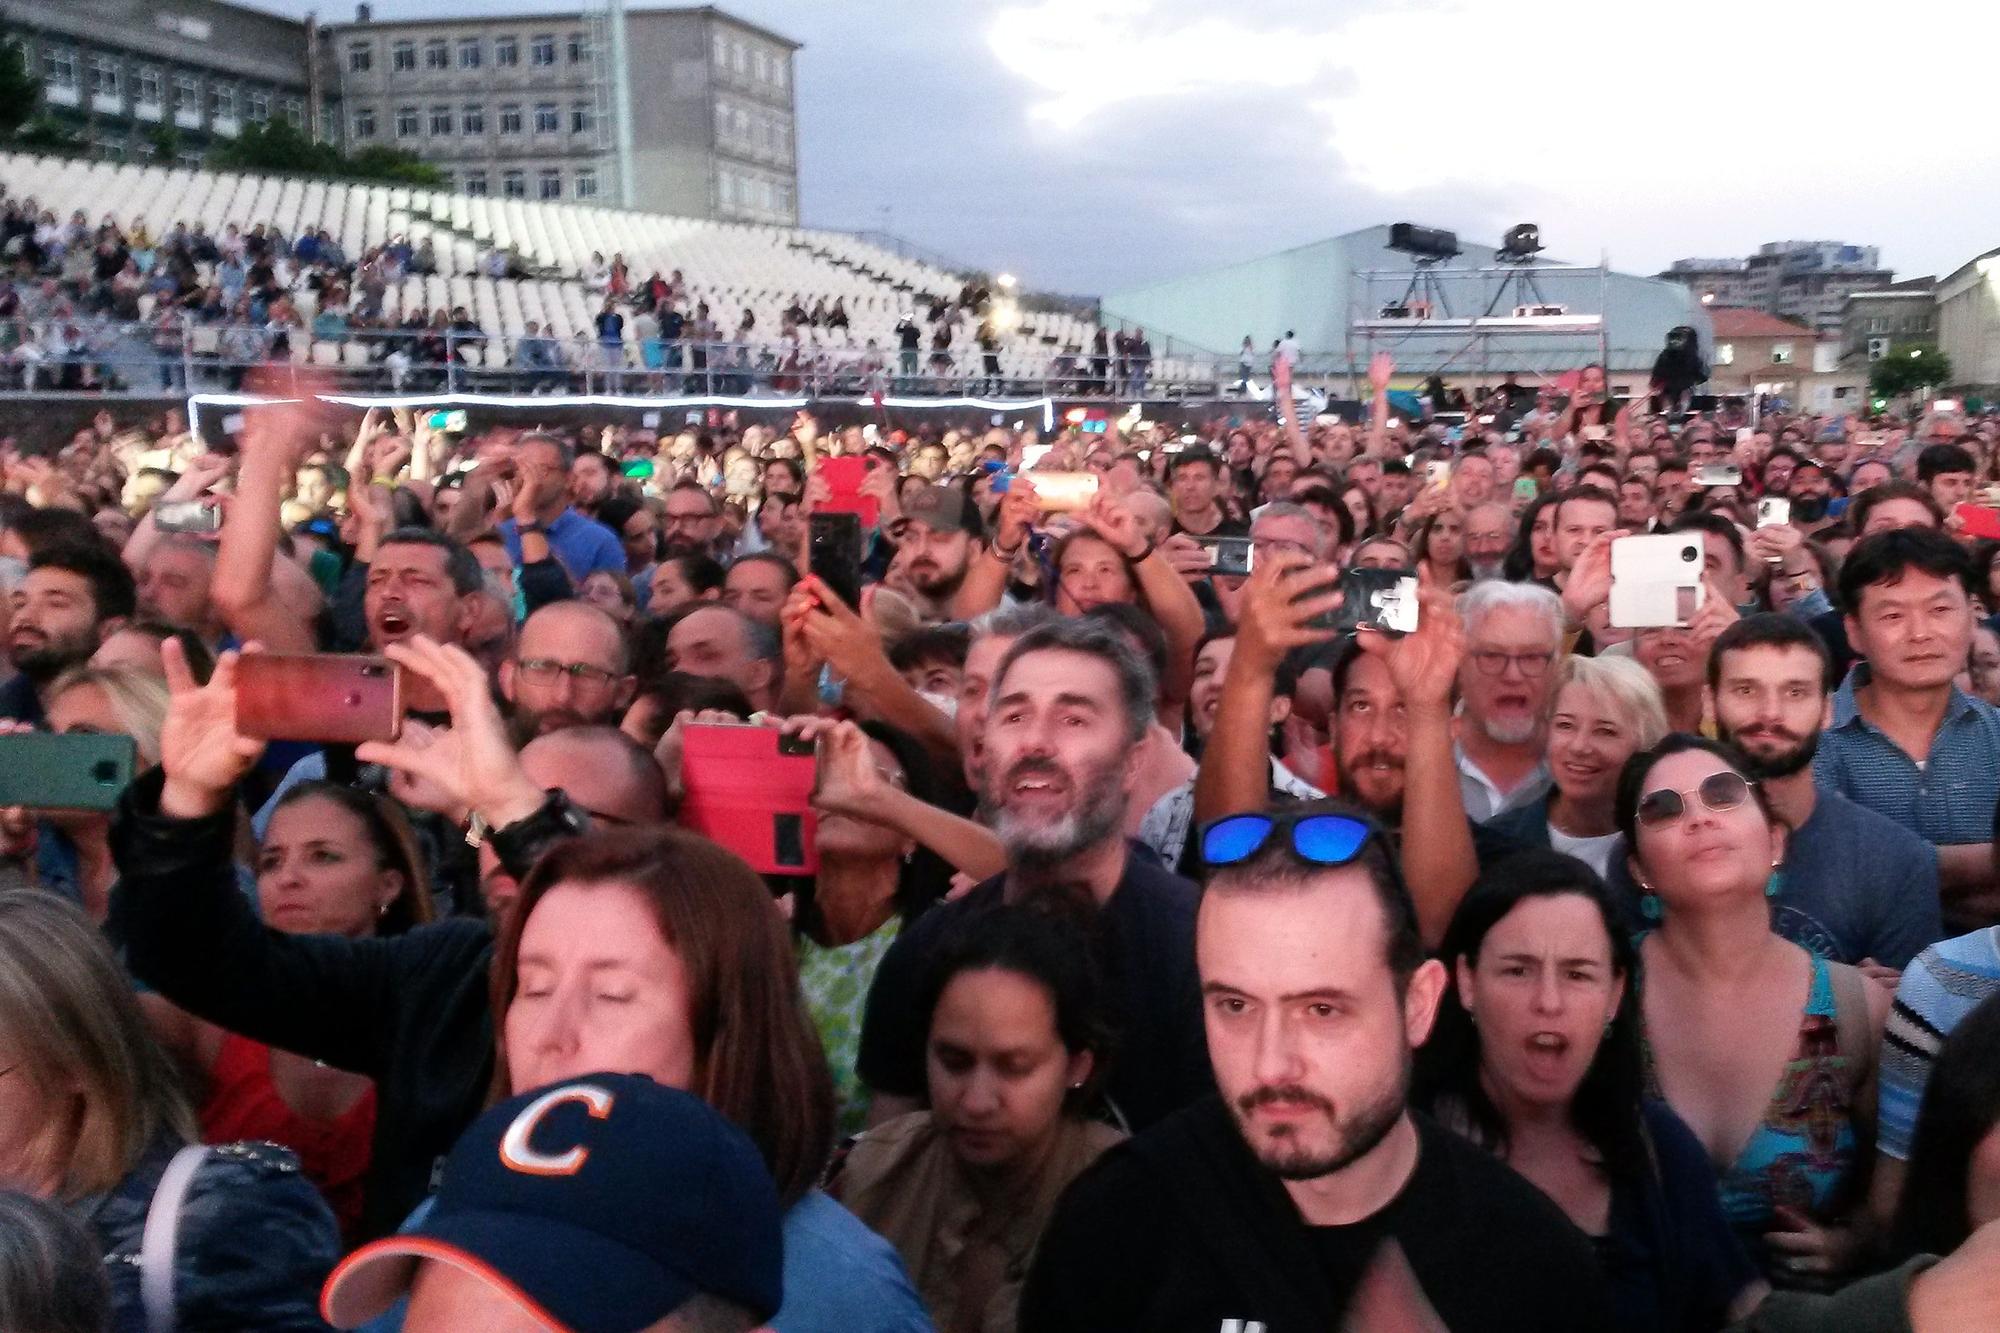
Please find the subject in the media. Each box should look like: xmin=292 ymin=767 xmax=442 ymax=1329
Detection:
xmin=1816 ymin=663 xmax=2000 ymax=845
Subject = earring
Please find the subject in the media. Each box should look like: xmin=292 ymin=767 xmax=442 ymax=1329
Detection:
xmin=378 ymin=902 xmax=389 ymax=918
xmin=1638 ymin=881 xmax=1663 ymax=922
xmin=1764 ymin=868 xmax=1783 ymax=900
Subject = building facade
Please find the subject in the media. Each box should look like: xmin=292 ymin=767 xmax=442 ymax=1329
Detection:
xmin=323 ymin=3 xmax=799 ymax=223
xmin=1661 ymin=241 xmax=1894 ymax=338
xmin=1937 ymin=248 xmax=2000 ymax=395
xmin=1839 ymin=278 xmax=1937 ymax=367
xmin=0 ymin=0 xmax=317 ymax=167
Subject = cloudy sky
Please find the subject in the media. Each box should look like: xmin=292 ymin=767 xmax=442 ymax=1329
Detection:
xmin=254 ymin=0 xmax=2000 ymax=299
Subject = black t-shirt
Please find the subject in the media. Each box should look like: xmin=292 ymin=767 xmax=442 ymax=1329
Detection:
xmin=1171 ymin=512 xmax=1249 ymax=538
xmin=857 ymin=844 xmax=1212 ymax=1131
xmin=1020 ymin=1101 xmax=1614 ymax=1333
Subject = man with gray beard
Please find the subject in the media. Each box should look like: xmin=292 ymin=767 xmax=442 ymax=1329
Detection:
xmin=1453 ymin=580 xmax=1562 ymax=821
xmin=856 ymin=617 xmax=1212 ymax=1130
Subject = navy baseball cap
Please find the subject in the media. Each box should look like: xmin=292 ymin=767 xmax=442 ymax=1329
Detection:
xmin=321 ymin=1074 xmax=783 ymax=1332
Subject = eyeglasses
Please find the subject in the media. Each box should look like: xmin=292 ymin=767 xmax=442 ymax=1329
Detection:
xmin=1201 ymin=810 xmax=1375 ymax=870
xmin=516 ymin=659 xmax=622 ymax=690
xmin=1636 ymin=771 xmax=1754 ymax=829
xmin=1467 ymin=649 xmax=1557 ymax=678
xmin=1251 ymin=537 xmax=1314 ymax=560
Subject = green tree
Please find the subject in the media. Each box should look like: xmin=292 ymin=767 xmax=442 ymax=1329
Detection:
xmin=1870 ymin=343 xmax=1952 ymax=401
xmin=14 ymin=116 xmax=82 ymax=153
xmin=210 ymin=117 xmax=443 ymax=187
xmin=0 ymin=39 xmax=40 ymax=137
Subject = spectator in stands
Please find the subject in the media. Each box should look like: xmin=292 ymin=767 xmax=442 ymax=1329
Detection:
xmin=512 ymin=320 xmax=562 ymax=391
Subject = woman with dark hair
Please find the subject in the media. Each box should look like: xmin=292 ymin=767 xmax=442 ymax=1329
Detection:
xmin=1892 ymin=990 xmax=2000 ymax=1259
xmin=1616 ymin=734 xmax=1888 ymax=1288
xmin=1419 ymin=850 xmax=1764 ymax=1330
xmin=643 ymin=549 xmax=725 ymax=619
xmin=1503 ymin=490 xmax=1563 ymax=584
xmin=832 ymin=904 xmax=1122 ymax=1333
xmin=1338 ymin=482 xmax=1377 ymax=541
xmin=1411 ymin=506 xmax=1473 ymax=590
xmin=594 ymin=492 xmax=662 ymax=585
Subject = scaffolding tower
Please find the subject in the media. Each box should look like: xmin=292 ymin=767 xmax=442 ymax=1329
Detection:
xmin=1346 ymin=256 xmax=1610 ymax=394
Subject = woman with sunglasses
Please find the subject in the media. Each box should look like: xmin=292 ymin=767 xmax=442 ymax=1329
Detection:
xmin=1418 ymin=851 xmax=1766 ymax=1331
xmin=1616 ymin=735 xmax=1888 ymax=1288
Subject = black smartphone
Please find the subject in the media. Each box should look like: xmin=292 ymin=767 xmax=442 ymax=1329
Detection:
xmin=809 ymin=511 xmax=864 ymax=612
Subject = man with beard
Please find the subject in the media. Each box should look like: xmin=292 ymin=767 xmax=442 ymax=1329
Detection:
xmin=1708 ymin=615 xmax=1939 ymax=969
xmin=1453 ymin=582 xmax=1560 ymax=820
xmin=659 ymin=482 xmax=725 ymax=560
xmin=1020 ymin=802 xmax=1612 ymax=1332
xmin=497 ymin=601 xmax=635 ymax=743
xmin=888 ymin=487 xmax=984 ymax=622
xmin=857 ymin=617 xmax=1210 ymax=1131
xmin=1462 ymin=502 xmax=1511 ymax=581
xmin=1 ymin=543 xmax=134 ymax=722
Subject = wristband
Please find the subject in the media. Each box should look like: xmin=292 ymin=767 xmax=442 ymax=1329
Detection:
xmin=991 ymin=538 xmax=1023 ymax=561
xmin=371 ymin=475 xmax=397 ymax=489
xmin=518 ymin=521 xmax=545 ymax=535
xmin=1129 ymin=536 xmax=1158 ymax=564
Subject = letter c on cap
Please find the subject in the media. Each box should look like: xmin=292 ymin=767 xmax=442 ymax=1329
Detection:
xmin=499 ymin=1082 xmax=615 ymax=1177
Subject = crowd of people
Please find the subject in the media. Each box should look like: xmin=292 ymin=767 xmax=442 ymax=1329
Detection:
xmin=4 ymin=345 xmax=2000 ymax=1333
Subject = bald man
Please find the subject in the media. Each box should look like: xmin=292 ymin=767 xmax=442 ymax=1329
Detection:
xmin=666 ymin=604 xmax=779 ymax=713
xmin=497 ymin=600 xmax=636 ymax=741
xmin=1463 ymin=502 xmax=1513 ymax=582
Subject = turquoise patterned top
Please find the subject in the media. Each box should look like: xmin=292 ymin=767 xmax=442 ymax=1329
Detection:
xmin=799 ymin=917 xmax=904 ymax=1138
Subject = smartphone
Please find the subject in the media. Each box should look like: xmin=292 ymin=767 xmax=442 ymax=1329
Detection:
xmin=808 ymin=511 xmax=864 ymax=612
xmin=1609 ymin=534 xmax=1705 ymax=629
xmin=154 ymin=500 xmax=223 ymax=534
xmin=815 ymin=455 xmax=878 ymax=527
xmin=1029 ymin=472 xmax=1099 ymax=513
xmin=1957 ymin=504 xmax=2000 ymax=541
xmin=1694 ymin=463 xmax=1742 ymax=487
xmin=1580 ymin=425 xmax=1609 ymax=443
xmin=0 ymin=732 xmax=136 ymax=812
xmin=1195 ymin=535 xmax=1254 ymax=577
xmin=1331 ymin=567 xmax=1420 ymax=637
xmin=1512 ymin=477 xmax=1540 ymax=501
xmin=426 ymin=410 xmax=468 ymax=433
xmin=1425 ymin=461 xmax=1452 ymax=490
xmin=622 ymin=458 xmax=654 ymax=479
xmin=677 ymin=724 xmax=818 ymax=876
xmin=1021 ymin=444 xmax=1054 ymax=470
xmin=1756 ymin=497 xmax=1791 ymax=529
xmin=235 ymin=654 xmax=403 ymax=743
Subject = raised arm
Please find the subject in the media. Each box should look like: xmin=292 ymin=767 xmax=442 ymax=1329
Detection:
xmin=790 ymin=575 xmax=960 ymax=765
xmin=812 ymin=718 xmax=1005 ymax=880
xmin=121 ymin=452 xmax=233 ymax=572
xmin=1077 ymin=490 xmax=1205 ymax=715
xmin=1363 ymin=350 xmax=1394 ymax=460
xmin=952 ymin=479 xmax=1038 ymax=621
xmin=210 ymin=405 xmax=318 ymax=653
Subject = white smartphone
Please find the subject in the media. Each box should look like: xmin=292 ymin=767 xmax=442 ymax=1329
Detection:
xmin=1757 ymin=497 xmax=1791 ymax=529
xmin=1609 ymin=534 xmax=1706 ymax=629
xmin=1694 ymin=463 xmax=1742 ymax=487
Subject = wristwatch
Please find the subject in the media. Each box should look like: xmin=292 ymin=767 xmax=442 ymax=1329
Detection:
xmin=486 ymin=789 xmax=591 ymax=878
xmin=518 ymin=520 xmax=546 ymax=535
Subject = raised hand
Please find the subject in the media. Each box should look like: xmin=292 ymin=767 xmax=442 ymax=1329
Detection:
xmin=1359 ymin=582 xmax=1464 ymax=711
xmin=992 ymin=477 xmax=1040 ymax=553
xmin=1078 ymin=488 xmax=1148 ymax=561
xmin=810 ymin=718 xmax=891 ymax=820
xmin=1561 ymin=531 xmax=1621 ymax=625
xmin=159 ymin=640 xmax=268 ymax=819
xmin=1234 ymin=551 xmax=1341 ymax=676
xmin=1369 ymin=350 xmax=1395 ymax=394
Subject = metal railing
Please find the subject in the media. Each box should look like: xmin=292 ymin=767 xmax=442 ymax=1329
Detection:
xmin=0 ymin=314 xmax=1359 ymax=401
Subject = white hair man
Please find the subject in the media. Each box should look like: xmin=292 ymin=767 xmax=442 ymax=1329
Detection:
xmin=1454 ymin=579 xmax=1564 ymax=820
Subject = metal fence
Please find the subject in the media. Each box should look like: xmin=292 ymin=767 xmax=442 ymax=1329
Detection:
xmin=0 ymin=314 xmax=1363 ymax=402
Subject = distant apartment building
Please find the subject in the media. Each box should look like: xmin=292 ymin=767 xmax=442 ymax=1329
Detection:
xmin=323 ymin=3 xmax=799 ymax=223
xmin=1839 ymin=277 xmax=1937 ymax=367
xmin=0 ymin=0 xmax=318 ymax=167
xmin=1661 ymin=241 xmax=1893 ymax=339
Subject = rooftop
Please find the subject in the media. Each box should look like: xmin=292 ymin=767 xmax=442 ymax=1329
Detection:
xmin=331 ymin=3 xmax=800 ymax=49
xmin=1706 ymin=306 xmax=1818 ymax=339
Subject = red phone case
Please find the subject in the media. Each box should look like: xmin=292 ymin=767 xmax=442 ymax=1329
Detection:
xmin=1957 ymin=504 xmax=2000 ymax=541
xmin=235 ymin=654 xmax=402 ymax=743
xmin=816 ymin=456 xmax=879 ymax=527
xmin=677 ymin=725 xmax=819 ymax=876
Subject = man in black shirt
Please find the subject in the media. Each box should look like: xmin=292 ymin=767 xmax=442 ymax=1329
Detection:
xmin=1020 ymin=804 xmax=1614 ymax=1332
xmin=857 ymin=616 xmax=1211 ymax=1130
xmin=1168 ymin=449 xmax=1247 ymax=538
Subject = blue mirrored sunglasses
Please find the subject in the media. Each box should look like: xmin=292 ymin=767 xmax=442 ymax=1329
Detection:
xmin=1200 ymin=812 xmax=1374 ymax=869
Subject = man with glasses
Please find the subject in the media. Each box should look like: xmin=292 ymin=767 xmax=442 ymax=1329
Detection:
xmin=1021 ymin=802 xmax=1612 ymax=1331
xmin=1454 ymin=581 xmax=1561 ymax=821
xmin=660 ymin=481 xmax=723 ymax=559
xmin=497 ymin=601 xmax=635 ymax=741
xmin=1462 ymin=502 xmax=1511 ymax=581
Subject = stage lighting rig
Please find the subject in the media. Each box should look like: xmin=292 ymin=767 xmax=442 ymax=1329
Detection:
xmin=1498 ymin=223 xmax=1543 ymax=263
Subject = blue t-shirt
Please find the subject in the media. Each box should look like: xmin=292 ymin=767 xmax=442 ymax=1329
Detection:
xmin=1772 ymin=791 xmax=1943 ymax=969
xmin=1879 ymin=926 xmax=2000 ymax=1160
xmin=500 ymin=509 xmax=625 ymax=585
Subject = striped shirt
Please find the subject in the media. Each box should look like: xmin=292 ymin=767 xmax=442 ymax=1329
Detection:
xmin=1878 ymin=926 xmax=2000 ymax=1159
xmin=1815 ymin=664 xmax=2000 ymax=846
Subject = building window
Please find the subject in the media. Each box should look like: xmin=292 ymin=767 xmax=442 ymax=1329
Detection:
xmin=137 ymin=66 xmax=161 ymax=105
xmin=776 ymin=182 xmax=792 ymax=215
xmin=575 ymin=168 xmax=597 ymax=199
xmin=1770 ymin=343 xmax=1794 ymax=366
xmin=464 ymin=172 xmax=488 ymax=197
xmin=567 ymin=32 xmax=590 ymax=63
xmin=534 ymin=102 xmax=558 ymax=133
xmin=429 ymin=105 xmax=452 ymax=135
xmin=424 ymin=40 xmax=448 ymax=70
xmin=538 ymin=169 xmax=561 ymax=200
xmin=352 ymin=107 xmax=377 ymax=138
xmin=247 ymin=90 xmax=269 ymax=122
xmin=173 ymin=73 xmax=199 ymax=111
xmin=88 ymin=54 xmax=120 ymax=98
xmin=753 ymin=49 xmax=767 ymax=82
xmin=499 ymin=103 xmax=522 ymax=135
xmin=571 ymin=101 xmax=593 ymax=134
xmin=531 ymin=34 xmax=555 ymax=66
xmin=392 ymin=41 xmax=415 ymax=72
xmin=458 ymin=39 xmax=481 ymax=69
xmin=503 ymin=169 xmax=526 ymax=199
xmin=713 ymin=102 xmax=729 ymax=142
xmin=495 ymin=36 xmax=518 ymax=66
xmin=732 ymin=41 xmax=746 ymax=73
xmin=348 ymin=43 xmax=373 ymax=73
xmin=41 ymin=47 xmax=75 ymax=93
xmin=209 ymin=85 xmax=234 ymax=119
xmin=282 ymin=96 xmax=303 ymax=126
xmin=712 ymin=32 xmax=725 ymax=66
xmin=1715 ymin=343 xmax=1735 ymax=366
xmin=773 ymin=56 xmax=786 ymax=90
xmin=461 ymin=103 xmax=484 ymax=134
xmin=396 ymin=105 xmax=419 ymax=138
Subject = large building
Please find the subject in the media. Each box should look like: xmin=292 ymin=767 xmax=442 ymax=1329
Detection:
xmin=0 ymin=0 xmax=319 ymax=166
xmin=323 ymin=3 xmax=799 ymax=224
xmin=1839 ymin=277 xmax=1936 ymax=368
xmin=1660 ymin=241 xmax=1894 ymax=338
xmin=1100 ymin=224 xmax=1710 ymax=388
